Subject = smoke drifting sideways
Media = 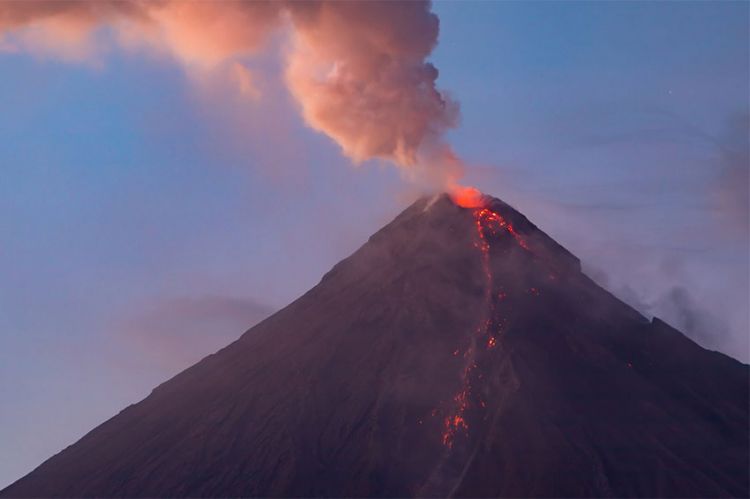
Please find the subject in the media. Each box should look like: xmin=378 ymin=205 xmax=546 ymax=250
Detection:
xmin=0 ymin=0 xmax=464 ymax=188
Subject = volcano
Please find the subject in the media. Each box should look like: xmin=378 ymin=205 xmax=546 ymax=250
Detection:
xmin=3 ymin=193 xmax=748 ymax=498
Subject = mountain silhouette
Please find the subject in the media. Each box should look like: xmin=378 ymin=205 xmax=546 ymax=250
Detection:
xmin=3 ymin=193 xmax=747 ymax=498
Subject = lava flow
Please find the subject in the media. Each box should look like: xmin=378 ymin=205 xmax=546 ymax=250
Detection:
xmin=439 ymin=187 xmax=531 ymax=448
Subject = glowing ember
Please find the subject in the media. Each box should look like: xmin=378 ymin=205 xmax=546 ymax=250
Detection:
xmin=441 ymin=353 xmax=475 ymax=448
xmin=449 ymin=185 xmax=486 ymax=208
xmin=475 ymin=208 xmax=530 ymax=251
xmin=439 ymin=203 xmax=534 ymax=448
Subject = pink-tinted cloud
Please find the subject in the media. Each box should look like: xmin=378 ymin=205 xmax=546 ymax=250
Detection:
xmin=711 ymin=112 xmax=749 ymax=238
xmin=0 ymin=0 xmax=461 ymax=184
xmin=120 ymin=295 xmax=273 ymax=374
xmin=285 ymin=2 xmax=459 ymax=170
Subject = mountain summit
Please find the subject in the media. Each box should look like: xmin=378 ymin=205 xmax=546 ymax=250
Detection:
xmin=3 ymin=193 xmax=748 ymax=498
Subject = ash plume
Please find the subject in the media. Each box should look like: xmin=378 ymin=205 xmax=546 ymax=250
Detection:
xmin=0 ymin=0 xmax=462 ymax=185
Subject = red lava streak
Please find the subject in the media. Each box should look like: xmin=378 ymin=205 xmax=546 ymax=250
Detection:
xmin=440 ymin=198 xmax=531 ymax=448
xmin=475 ymin=207 xmax=530 ymax=251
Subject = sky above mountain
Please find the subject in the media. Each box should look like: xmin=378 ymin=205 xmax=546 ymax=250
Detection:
xmin=0 ymin=1 xmax=748 ymax=489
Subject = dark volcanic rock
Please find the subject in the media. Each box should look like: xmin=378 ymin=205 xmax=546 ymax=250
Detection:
xmin=3 ymin=194 xmax=748 ymax=498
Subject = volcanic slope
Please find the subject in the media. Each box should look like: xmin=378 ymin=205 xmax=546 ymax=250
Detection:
xmin=3 ymin=193 xmax=748 ymax=498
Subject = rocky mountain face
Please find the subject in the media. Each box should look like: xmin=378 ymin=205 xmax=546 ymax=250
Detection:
xmin=3 ymin=194 xmax=747 ymax=498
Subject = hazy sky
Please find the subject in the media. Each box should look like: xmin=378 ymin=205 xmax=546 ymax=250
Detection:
xmin=1 ymin=1 xmax=748 ymax=489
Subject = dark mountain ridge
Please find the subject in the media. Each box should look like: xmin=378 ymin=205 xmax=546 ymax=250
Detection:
xmin=3 ymin=193 xmax=747 ymax=498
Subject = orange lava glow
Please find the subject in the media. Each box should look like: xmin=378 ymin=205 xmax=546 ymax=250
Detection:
xmin=439 ymin=203 xmax=534 ymax=448
xmin=442 ymin=380 xmax=471 ymax=448
xmin=475 ymin=208 xmax=530 ymax=251
xmin=449 ymin=185 xmax=486 ymax=208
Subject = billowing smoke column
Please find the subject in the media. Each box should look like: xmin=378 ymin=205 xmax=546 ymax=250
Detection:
xmin=0 ymin=0 xmax=468 ymax=189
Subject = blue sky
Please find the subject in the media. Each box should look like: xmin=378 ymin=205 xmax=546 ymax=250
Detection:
xmin=1 ymin=1 xmax=748 ymax=488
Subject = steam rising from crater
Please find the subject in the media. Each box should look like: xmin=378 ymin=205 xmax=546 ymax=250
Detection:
xmin=0 ymin=0 xmax=463 ymax=185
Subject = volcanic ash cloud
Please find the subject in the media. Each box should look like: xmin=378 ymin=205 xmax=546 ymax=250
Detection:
xmin=0 ymin=0 xmax=462 ymax=185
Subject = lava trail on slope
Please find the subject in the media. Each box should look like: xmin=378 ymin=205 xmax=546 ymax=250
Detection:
xmin=2 ymin=192 xmax=747 ymax=499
